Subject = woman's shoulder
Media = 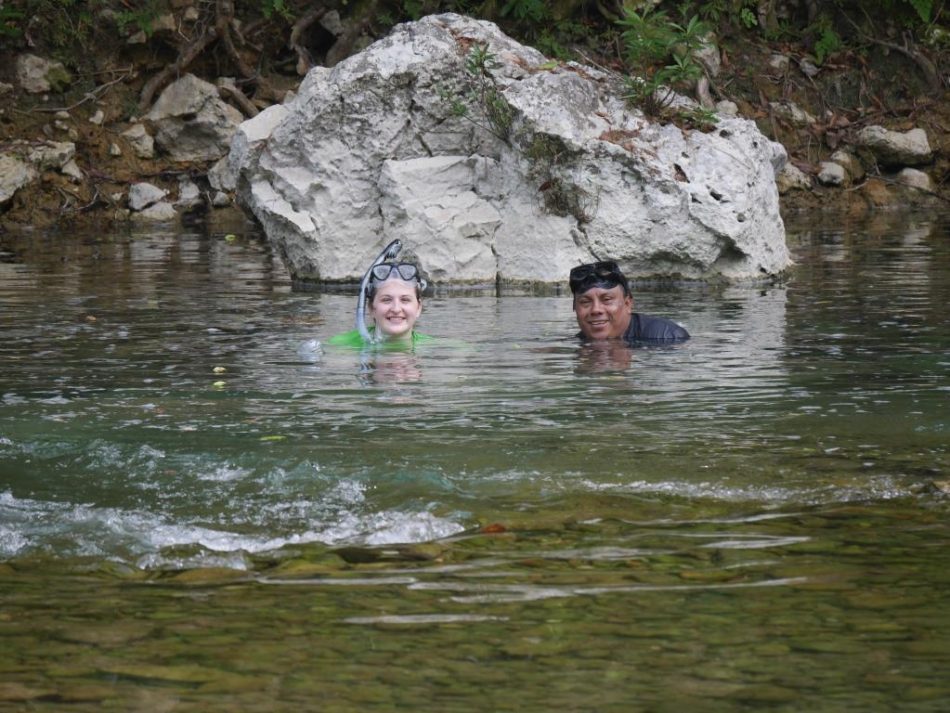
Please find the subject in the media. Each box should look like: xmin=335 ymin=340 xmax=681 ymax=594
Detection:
xmin=326 ymin=329 xmax=365 ymax=347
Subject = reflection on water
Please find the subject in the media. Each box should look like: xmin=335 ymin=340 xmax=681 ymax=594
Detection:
xmin=1 ymin=213 xmax=949 ymax=711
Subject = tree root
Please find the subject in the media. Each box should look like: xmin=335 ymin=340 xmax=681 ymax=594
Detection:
xmin=289 ymin=6 xmax=329 ymax=75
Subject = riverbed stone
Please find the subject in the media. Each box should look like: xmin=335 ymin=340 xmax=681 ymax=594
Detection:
xmin=855 ymin=125 xmax=933 ymax=167
xmin=146 ymin=73 xmax=244 ymax=162
xmin=231 ymin=13 xmax=790 ymax=284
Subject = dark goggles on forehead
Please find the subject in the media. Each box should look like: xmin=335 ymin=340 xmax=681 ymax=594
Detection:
xmin=370 ymin=262 xmax=419 ymax=282
xmin=569 ymin=260 xmax=628 ymax=294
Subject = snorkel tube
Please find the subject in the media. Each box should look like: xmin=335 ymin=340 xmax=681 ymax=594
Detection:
xmin=356 ymin=239 xmax=402 ymax=343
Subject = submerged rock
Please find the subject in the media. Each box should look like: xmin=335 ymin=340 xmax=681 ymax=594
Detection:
xmin=232 ymin=13 xmax=789 ymax=284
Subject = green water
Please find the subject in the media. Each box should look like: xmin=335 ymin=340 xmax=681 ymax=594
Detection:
xmin=1 ymin=211 xmax=948 ymax=711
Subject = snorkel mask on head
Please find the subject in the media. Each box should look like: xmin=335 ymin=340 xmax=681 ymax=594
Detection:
xmin=568 ymin=260 xmax=631 ymax=300
xmin=356 ymin=241 xmax=427 ymax=343
xmin=366 ymin=262 xmax=427 ymax=299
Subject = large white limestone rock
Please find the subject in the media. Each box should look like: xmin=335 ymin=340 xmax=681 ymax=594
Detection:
xmin=232 ymin=14 xmax=790 ymax=285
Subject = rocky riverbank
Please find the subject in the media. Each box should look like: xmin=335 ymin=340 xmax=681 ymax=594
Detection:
xmin=0 ymin=4 xmax=946 ymax=238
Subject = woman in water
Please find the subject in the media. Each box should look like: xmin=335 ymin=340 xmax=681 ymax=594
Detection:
xmin=327 ymin=261 xmax=432 ymax=348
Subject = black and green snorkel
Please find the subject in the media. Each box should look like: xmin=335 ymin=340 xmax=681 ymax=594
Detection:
xmin=356 ymin=239 xmax=402 ymax=343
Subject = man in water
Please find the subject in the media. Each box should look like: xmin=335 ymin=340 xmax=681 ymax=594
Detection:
xmin=570 ymin=260 xmax=690 ymax=343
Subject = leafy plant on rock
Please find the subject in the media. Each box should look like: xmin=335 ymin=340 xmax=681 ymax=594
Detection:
xmin=439 ymin=42 xmax=515 ymax=143
xmin=617 ymin=6 xmax=716 ymax=128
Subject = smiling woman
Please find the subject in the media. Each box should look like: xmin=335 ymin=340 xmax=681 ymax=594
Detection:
xmin=327 ymin=261 xmax=433 ymax=349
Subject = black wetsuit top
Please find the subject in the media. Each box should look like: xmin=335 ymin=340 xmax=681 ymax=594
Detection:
xmin=577 ymin=313 xmax=690 ymax=343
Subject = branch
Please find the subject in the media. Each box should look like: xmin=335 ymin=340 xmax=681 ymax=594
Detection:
xmin=843 ymin=10 xmax=942 ymax=94
xmin=137 ymin=28 xmax=217 ymax=114
xmin=289 ymin=5 xmax=328 ymax=76
xmin=218 ymin=77 xmax=259 ymax=117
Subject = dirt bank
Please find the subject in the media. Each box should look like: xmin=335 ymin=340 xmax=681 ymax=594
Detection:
xmin=0 ymin=5 xmax=946 ymax=232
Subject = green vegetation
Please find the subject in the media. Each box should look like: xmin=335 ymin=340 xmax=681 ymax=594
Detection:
xmin=439 ymin=43 xmax=514 ymax=143
xmin=617 ymin=6 xmax=717 ymax=128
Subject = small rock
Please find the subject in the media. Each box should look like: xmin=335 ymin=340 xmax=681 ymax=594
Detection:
xmin=770 ymin=100 xmax=816 ymax=126
xmin=715 ymin=100 xmax=738 ymax=117
xmin=768 ymin=54 xmax=790 ymax=73
xmin=61 ymin=158 xmax=83 ymax=181
xmin=0 ymin=155 xmax=38 ymax=206
xmin=817 ymin=161 xmax=846 ymax=186
xmin=89 ymin=109 xmax=105 ymax=125
xmin=176 ymin=177 xmax=202 ymax=208
xmin=16 ymin=54 xmax=72 ymax=94
xmin=321 ymin=9 xmax=345 ymax=35
xmin=109 ymin=143 xmax=122 ymax=156
xmin=128 ymin=182 xmax=168 ymax=211
xmin=0 ymin=82 xmax=13 ymax=96
xmin=134 ymin=201 xmax=179 ymax=221
xmin=27 ymin=140 xmax=75 ymax=169
xmin=121 ymin=123 xmax=155 ymax=159
xmin=855 ymin=125 xmax=932 ymax=167
xmin=183 ymin=6 xmax=200 ymax=21
xmin=799 ymin=57 xmax=820 ymax=77
xmin=211 ymin=191 xmax=231 ymax=207
xmin=896 ymin=168 xmax=932 ymax=192
xmin=55 ymin=110 xmax=70 ymax=120
xmin=830 ymin=149 xmax=865 ymax=182
xmin=776 ymin=162 xmax=811 ymax=193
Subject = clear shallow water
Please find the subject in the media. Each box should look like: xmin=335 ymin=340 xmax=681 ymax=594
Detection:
xmin=1 ymin=213 xmax=948 ymax=711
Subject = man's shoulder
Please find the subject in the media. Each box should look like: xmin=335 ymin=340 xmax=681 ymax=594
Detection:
xmin=627 ymin=313 xmax=690 ymax=342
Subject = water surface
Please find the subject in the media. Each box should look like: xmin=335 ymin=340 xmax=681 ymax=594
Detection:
xmin=1 ymin=212 xmax=948 ymax=711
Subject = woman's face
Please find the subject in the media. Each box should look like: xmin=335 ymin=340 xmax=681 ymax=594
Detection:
xmin=370 ymin=279 xmax=422 ymax=342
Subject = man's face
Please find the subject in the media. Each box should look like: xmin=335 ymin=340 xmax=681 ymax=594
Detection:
xmin=573 ymin=285 xmax=633 ymax=340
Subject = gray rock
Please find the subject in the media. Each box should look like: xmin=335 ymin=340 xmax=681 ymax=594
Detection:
xmin=776 ymin=162 xmax=811 ymax=193
xmin=89 ymin=109 xmax=105 ymax=125
xmin=128 ymin=182 xmax=168 ymax=211
xmin=232 ymin=14 xmax=789 ymax=284
xmin=211 ymin=191 xmax=232 ymax=207
xmin=146 ymin=73 xmax=244 ymax=162
xmin=133 ymin=201 xmax=179 ymax=221
xmin=770 ymin=100 xmax=816 ymax=126
xmin=61 ymin=158 xmax=83 ymax=181
xmin=0 ymin=81 xmax=13 ymax=96
xmin=176 ymin=177 xmax=203 ymax=208
xmin=0 ymin=155 xmax=38 ymax=205
xmin=768 ymin=54 xmax=790 ymax=73
xmin=16 ymin=54 xmax=71 ymax=94
xmin=856 ymin=126 xmax=933 ymax=167
xmin=829 ymin=149 xmax=865 ymax=182
xmin=896 ymin=168 xmax=932 ymax=192
xmin=121 ymin=123 xmax=155 ymax=159
xmin=27 ymin=140 xmax=75 ymax=170
xmin=817 ymin=161 xmax=846 ymax=186
xmin=715 ymin=100 xmax=738 ymax=117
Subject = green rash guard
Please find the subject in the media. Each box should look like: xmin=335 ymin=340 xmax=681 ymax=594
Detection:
xmin=326 ymin=328 xmax=434 ymax=349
